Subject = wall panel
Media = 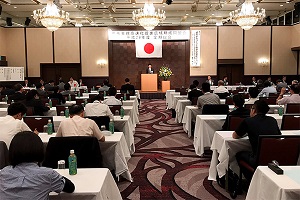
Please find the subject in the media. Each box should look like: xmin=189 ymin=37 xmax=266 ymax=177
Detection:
xmin=81 ymin=27 xmax=109 ymax=76
xmin=190 ymin=27 xmax=217 ymax=76
xmin=244 ymin=26 xmax=271 ymax=75
xmin=272 ymin=26 xmax=297 ymax=75
xmin=0 ymin=27 xmax=6 ymax=56
xmin=218 ymin=26 xmax=243 ymax=59
xmin=292 ymin=24 xmax=300 ymax=48
xmin=26 ymin=28 xmax=53 ymax=77
xmin=54 ymin=28 xmax=80 ymax=63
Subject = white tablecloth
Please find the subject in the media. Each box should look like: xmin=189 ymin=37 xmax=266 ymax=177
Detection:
xmin=208 ymin=130 xmax=300 ymax=181
xmin=166 ymin=90 xmax=175 ymax=107
xmin=246 ymin=166 xmax=300 ymax=200
xmin=175 ymin=100 xmax=191 ymax=123
xmin=181 ymin=106 xmax=201 ymax=137
xmin=171 ymin=95 xmax=188 ymax=109
xmin=194 ymin=114 xmax=283 ymax=157
xmin=50 ymin=168 xmax=122 ymax=200
xmin=52 ymin=115 xmax=135 ymax=155
xmin=210 ymin=85 xmax=255 ymax=92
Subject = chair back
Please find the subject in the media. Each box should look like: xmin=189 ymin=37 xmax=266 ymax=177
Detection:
xmin=26 ymin=107 xmax=35 ymax=116
xmin=89 ymin=94 xmax=98 ymax=100
xmin=286 ymin=103 xmax=300 ymax=114
xmin=23 ymin=116 xmax=54 ymax=132
xmin=257 ymin=135 xmax=300 ymax=166
xmin=215 ymin=93 xmax=230 ymax=99
xmin=56 ymin=105 xmax=69 ymax=116
xmin=202 ymin=104 xmax=229 ymax=115
xmin=50 ymin=98 xmax=59 ymax=107
xmin=175 ymin=88 xmax=181 ymax=92
xmin=0 ymin=141 xmax=9 ymax=169
xmin=75 ymin=99 xmax=85 ymax=106
xmin=180 ymin=88 xmax=187 ymax=95
xmin=227 ymin=115 xmax=249 ymax=131
xmin=259 ymin=97 xmax=277 ymax=105
xmin=43 ymin=136 xmax=102 ymax=168
xmin=85 ymin=116 xmax=110 ymax=130
xmin=225 ymin=97 xmax=234 ymax=105
xmin=116 ymin=93 xmax=130 ymax=100
xmin=63 ymin=95 xmax=76 ymax=101
xmin=191 ymin=97 xmax=198 ymax=105
xmin=108 ymin=105 xmax=121 ymax=115
xmin=268 ymin=93 xmax=278 ymax=98
xmin=281 ymin=114 xmax=300 ymax=130
xmin=244 ymin=104 xmax=253 ymax=110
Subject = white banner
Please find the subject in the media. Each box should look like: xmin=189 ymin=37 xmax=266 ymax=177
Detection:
xmin=0 ymin=67 xmax=24 ymax=81
xmin=108 ymin=30 xmax=190 ymax=41
xmin=135 ymin=40 xmax=162 ymax=58
xmin=190 ymin=30 xmax=201 ymax=67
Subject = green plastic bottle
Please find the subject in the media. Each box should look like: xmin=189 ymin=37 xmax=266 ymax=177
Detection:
xmin=123 ymin=93 xmax=126 ymax=101
xmin=49 ymin=98 xmax=52 ymax=108
xmin=109 ymin=119 xmax=114 ymax=134
xmin=68 ymin=150 xmax=77 ymax=175
xmin=68 ymin=94 xmax=71 ymax=101
xmin=278 ymin=105 xmax=284 ymax=116
xmin=104 ymin=91 xmax=106 ymax=97
xmin=120 ymin=106 xmax=125 ymax=119
xmin=47 ymin=119 xmax=53 ymax=135
xmin=65 ymin=107 xmax=69 ymax=118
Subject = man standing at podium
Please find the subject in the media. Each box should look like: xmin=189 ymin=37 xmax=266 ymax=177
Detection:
xmin=146 ymin=64 xmax=154 ymax=74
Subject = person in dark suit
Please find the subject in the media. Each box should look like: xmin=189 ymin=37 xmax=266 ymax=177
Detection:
xmin=44 ymin=80 xmax=55 ymax=92
xmin=36 ymin=83 xmax=48 ymax=98
xmin=188 ymin=84 xmax=203 ymax=102
xmin=48 ymin=86 xmax=66 ymax=105
xmin=9 ymin=84 xmax=26 ymax=102
xmin=120 ymin=78 xmax=135 ymax=95
xmin=23 ymin=79 xmax=32 ymax=87
xmin=146 ymin=64 xmax=154 ymax=74
xmin=25 ymin=90 xmax=50 ymax=116
xmin=223 ymin=76 xmax=229 ymax=86
xmin=0 ymin=85 xmax=15 ymax=96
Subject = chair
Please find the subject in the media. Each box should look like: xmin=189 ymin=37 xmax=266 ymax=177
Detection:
xmin=56 ymin=105 xmax=69 ymax=116
xmin=268 ymin=93 xmax=278 ymax=98
xmin=76 ymin=99 xmax=85 ymax=105
xmin=215 ymin=93 xmax=230 ymax=99
xmin=89 ymin=94 xmax=98 ymax=100
xmin=85 ymin=116 xmax=110 ymax=130
xmin=231 ymin=135 xmax=300 ymax=198
xmin=180 ymin=88 xmax=187 ymax=95
xmin=108 ymin=105 xmax=121 ymax=115
xmin=175 ymin=88 xmax=180 ymax=92
xmin=191 ymin=97 xmax=198 ymax=105
xmin=259 ymin=97 xmax=277 ymax=105
xmin=0 ymin=141 xmax=9 ymax=169
xmin=23 ymin=116 xmax=54 ymax=132
xmin=227 ymin=115 xmax=249 ymax=131
xmin=49 ymin=98 xmax=59 ymax=107
xmin=202 ymin=104 xmax=229 ymax=115
xmin=244 ymin=104 xmax=253 ymax=110
xmin=43 ymin=136 xmax=102 ymax=169
xmin=286 ymin=103 xmax=300 ymax=114
xmin=281 ymin=114 xmax=300 ymax=130
xmin=225 ymin=97 xmax=234 ymax=105
xmin=116 ymin=93 xmax=130 ymax=100
xmin=26 ymin=106 xmax=35 ymax=116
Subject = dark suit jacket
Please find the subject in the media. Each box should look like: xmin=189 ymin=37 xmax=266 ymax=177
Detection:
xmin=9 ymin=92 xmax=26 ymax=102
xmin=146 ymin=67 xmax=154 ymax=74
xmin=222 ymin=107 xmax=250 ymax=131
xmin=48 ymin=93 xmax=66 ymax=104
xmin=25 ymin=99 xmax=50 ymax=116
xmin=121 ymin=84 xmax=135 ymax=94
xmin=188 ymin=89 xmax=203 ymax=102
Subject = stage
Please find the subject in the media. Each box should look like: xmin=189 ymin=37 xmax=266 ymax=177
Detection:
xmin=139 ymin=90 xmax=166 ymax=100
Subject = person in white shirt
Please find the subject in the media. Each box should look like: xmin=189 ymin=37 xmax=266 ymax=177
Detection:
xmin=103 ymin=87 xmax=122 ymax=105
xmin=56 ymin=105 xmax=105 ymax=142
xmin=0 ymin=103 xmax=34 ymax=148
xmin=245 ymin=87 xmax=259 ymax=105
xmin=85 ymin=95 xmax=113 ymax=119
xmin=258 ymin=81 xmax=277 ymax=97
xmin=213 ymin=80 xmax=229 ymax=94
xmin=277 ymin=84 xmax=300 ymax=105
xmin=197 ymin=82 xmax=221 ymax=109
xmin=68 ymin=77 xmax=79 ymax=88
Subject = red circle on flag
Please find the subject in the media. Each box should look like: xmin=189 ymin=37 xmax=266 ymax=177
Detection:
xmin=144 ymin=43 xmax=154 ymax=54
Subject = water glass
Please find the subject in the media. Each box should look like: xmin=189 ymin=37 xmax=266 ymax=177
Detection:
xmin=60 ymin=111 xmax=65 ymax=116
xmin=58 ymin=160 xmax=65 ymax=169
xmin=43 ymin=125 xmax=48 ymax=133
xmin=100 ymin=125 xmax=106 ymax=131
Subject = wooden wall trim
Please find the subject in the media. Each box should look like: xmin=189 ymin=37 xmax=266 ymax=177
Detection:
xmin=24 ymin=28 xmax=28 ymax=77
xmin=270 ymin=26 xmax=273 ymax=75
xmin=52 ymin=31 xmax=55 ymax=63
xmin=218 ymin=59 xmax=244 ymax=64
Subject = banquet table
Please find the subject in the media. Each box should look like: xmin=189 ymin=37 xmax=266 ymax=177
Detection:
xmin=181 ymin=106 xmax=202 ymax=136
xmin=50 ymin=168 xmax=122 ymax=200
xmin=246 ymin=166 xmax=300 ymax=200
xmin=194 ymin=114 xmax=283 ymax=157
xmin=166 ymin=90 xmax=175 ymax=108
xmin=210 ymin=85 xmax=255 ymax=92
xmin=39 ymin=132 xmax=132 ymax=181
xmin=167 ymin=91 xmax=180 ymax=109
xmin=52 ymin=115 xmax=135 ymax=154
xmin=171 ymin=95 xmax=188 ymax=109
xmin=175 ymin=100 xmax=191 ymax=123
xmin=208 ymin=130 xmax=300 ymax=181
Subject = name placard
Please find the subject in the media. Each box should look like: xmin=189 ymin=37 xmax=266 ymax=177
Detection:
xmin=108 ymin=30 xmax=190 ymax=41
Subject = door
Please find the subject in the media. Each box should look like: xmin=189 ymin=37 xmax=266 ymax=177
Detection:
xmin=217 ymin=64 xmax=244 ymax=85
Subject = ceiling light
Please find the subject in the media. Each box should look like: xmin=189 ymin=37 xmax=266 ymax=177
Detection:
xmin=33 ymin=0 xmax=70 ymax=32
xmin=204 ymin=3 xmax=213 ymax=11
xmin=236 ymin=0 xmax=245 ymax=7
xmin=280 ymin=4 xmax=283 ymax=6
xmin=14 ymin=6 xmax=17 ymax=9
xmin=216 ymin=17 xmax=223 ymax=26
xmin=75 ymin=19 xmax=82 ymax=27
xmin=212 ymin=13 xmax=215 ymax=15
xmin=215 ymin=4 xmax=223 ymax=10
xmin=132 ymin=2 xmax=166 ymax=30
xmin=230 ymin=0 xmax=265 ymax=30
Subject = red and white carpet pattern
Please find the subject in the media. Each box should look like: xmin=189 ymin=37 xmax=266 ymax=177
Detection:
xmin=118 ymin=100 xmax=241 ymax=200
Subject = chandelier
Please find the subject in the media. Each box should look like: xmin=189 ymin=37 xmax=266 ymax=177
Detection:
xmin=132 ymin=2 xmax=166 ymax=31
xmin=229 ymin=0 xmax=265 ymax=30
xmin=33 ymin=0 xmax=70 ymax=32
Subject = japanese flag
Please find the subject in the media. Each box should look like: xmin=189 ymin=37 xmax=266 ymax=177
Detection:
xmin=135 ymin=40 xmax=162 ymax=58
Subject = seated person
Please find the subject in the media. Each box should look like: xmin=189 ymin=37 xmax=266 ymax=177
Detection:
xmin=56 ymin=105 xmax=105 ymax=142
xmin=213 ymin=80 xmax=229 ymax=94
xmin=197 ymin=82 xmax=220 ymax=110
xmin=103 ymin=87 xmax=122 ymax=105
xmin=223 ymin=76 xmax=229 ymax=86
xmin=0 ymin=131 xmax=75 ymax=198
xmin=245 ymin=87 xmax=259 ymax=105
xmin=251 ymin=76 xmax=257 ymax=86
xmin=120 ymin=78 xmax=135 ymax=95
xmin=0 ymin=103 xmax=34 ymax=148
xmin=48 ymin=86 xmax=66 ymax=105
xmin=79 ymin=78 xmax=84 ymax=87
xmin=36 ymin=83 xmax=48 ymax=98
xmin=277 ymin=84 xmax=300 ymax=105
xmin=0 ymin=84 xmax=15 ymax=96
xmin=44 ymin=80 xmax=55 ymax=91
xmin=68 ymin=77 xmax=78 ymax=88
xmin=193 ymin=80 xmax=200 ymax=89
xmin=206 ymin=75 xmax=214 ymax=86
xmin=222 ymin=94 xmax=250 ymax=131
xmin=25 ymin=90 xmax=50 ymax=116
xmin=58 ymin=80 xmax=65 ymax=91
xmin=85 ymin=95 xmax=114 ymax=120
xmin=258 ymin=80 xmax=277 ymax=97
xmin=98 ymin=79 xmax=110 ymax=92
xmin=9 ymin=84 xmax=26 ymax=102
xmin=188 ymin=84 xmax=203 ymax=102
xmin=23 ymin=78 xmax=32 ymax=87
xmin=276 ymin=79 xmax=288 ymax=93
xmin=61 ymin=83 xmax=75 ymax=96
xmin=233 ymin=100 xmax=281 ymax=181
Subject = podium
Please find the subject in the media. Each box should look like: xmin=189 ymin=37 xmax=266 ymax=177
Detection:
xmin=141 ymin=74 xmax=157 ymax=92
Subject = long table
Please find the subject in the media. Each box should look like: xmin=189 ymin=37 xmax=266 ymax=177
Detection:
xmin=50 ymin=168 xmax=122 ymax=200
xmin=40 ymin=132 xmax=132 ymax=182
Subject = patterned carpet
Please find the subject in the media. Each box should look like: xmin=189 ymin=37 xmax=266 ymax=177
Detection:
xmin=118 ymin=100 xmax=245 ymax=200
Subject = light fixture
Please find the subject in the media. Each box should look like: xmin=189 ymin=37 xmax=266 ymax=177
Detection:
xmin=97 ymin=59 xmax=107 ymax=68
xmin=258 ymin=58 xmax=268 ymax=67
xmin=33 ymin=0 xmax=70 ymax=32
xmin=229 ymin=0 xmax=265 ymax=30
xmin=132 ymin=1 xmax=166 ymax=31
xmin=216 ymin=17 xmax=223 ymax=26
xmin=75 ymin=19 xmax=82 ymax=27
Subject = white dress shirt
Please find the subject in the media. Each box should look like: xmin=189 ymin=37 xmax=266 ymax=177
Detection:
xmin=213 ymin=86 xmax=229 ymax=94
xmin=85 ymin=100 xmax=113 ymax=119
xmin=277 ymin=94 xmax=300 ymax=105
xmin=245 ymin=98 xmax=259 ymax=105
xmin=68 ymin=80 xmax=79 ymax=88
xmin=56 ymin=115 xmax=104 ymax=140
xmin=258 ymin=86 xmax=277 ymax=97
xmin=103 ymin=96 xmax=122 ymax=105
xmin=0 ymin=115 xmax=31 ymax=148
